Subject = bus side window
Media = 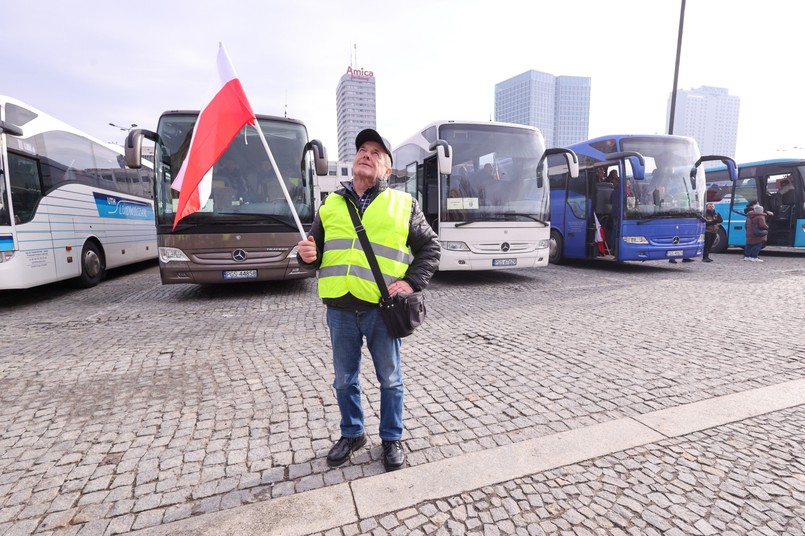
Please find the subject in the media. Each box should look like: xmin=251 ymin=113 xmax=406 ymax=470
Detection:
xmin=734 ymin=177 xmax=757 ymax=205
xmin=8 ymin=152 xmax=43 ymax=224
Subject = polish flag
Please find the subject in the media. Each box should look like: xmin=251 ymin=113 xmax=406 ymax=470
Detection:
xmin=171 ymin=43 xmax=256 ymax=229
xmin=594 ymin=212 xmax=606 ymax=255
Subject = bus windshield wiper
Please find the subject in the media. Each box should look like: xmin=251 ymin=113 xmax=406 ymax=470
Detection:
xmin=454 ymin=215 xmax=506 ymax=227
xmin=455 ymin=217 xmax=484 ymax=227
xmin=214 ymin=212 xmax=298 ymax=230
xmin=501 ymin=212 xmax=548 ymax=225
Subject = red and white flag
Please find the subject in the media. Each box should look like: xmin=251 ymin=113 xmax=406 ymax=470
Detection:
xmin=171 ymin=43 xmax=256 ymax=229
xmin=594 ymin=212 xmax=606 ymax=255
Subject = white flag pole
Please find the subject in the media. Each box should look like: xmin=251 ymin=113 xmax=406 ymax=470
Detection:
xmin=252 ymin=119 xmax=307 ymax=241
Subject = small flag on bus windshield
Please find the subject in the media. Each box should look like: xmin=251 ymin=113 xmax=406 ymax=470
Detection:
xmin=171 ymin=43 xmax=257 ymax=230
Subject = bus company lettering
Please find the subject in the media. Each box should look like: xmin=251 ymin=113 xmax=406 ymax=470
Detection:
xmin=118 ymin=201 xmax=151 ymax=218
xmin=347 ymin=66 xmax=373 ymax=80
xmin=107 ymin=195 xmax=150 ymax=217
xmin=93 ymin=192 xmax=153 ymax=220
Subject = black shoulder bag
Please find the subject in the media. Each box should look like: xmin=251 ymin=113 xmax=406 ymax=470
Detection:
xmin=344 ymin=198 xmax=426 ymax=338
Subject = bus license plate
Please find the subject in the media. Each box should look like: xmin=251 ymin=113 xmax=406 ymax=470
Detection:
xmin=493 ymin=258 xmax=517 ymax=267
xmin=666 ymin=250 xmax=683 ymax=257
xmin=223 ymin=269 xmax=257 ymax=280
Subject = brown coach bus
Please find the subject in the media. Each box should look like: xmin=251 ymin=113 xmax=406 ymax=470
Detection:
xmin=125 ymin=111 xmax=327 ymax=284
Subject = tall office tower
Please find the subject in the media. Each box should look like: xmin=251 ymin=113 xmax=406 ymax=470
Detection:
xmin=335 ymin=65 xmax=377 ymax=162
xmin=495 ymin=70 xmax=590 ymax=147
xmin=670 ymin=86 xmax=740 ymax=159
xmin=554 ymin=76 xmax=591 ymax=147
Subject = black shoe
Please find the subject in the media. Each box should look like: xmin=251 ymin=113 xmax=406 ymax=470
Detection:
xmin=682 ymin=258 xmax=694 ymax=263
xmin=668 ymin=259 xmax=678 ymax=264
xmin=327 ymin=434 xmax=367 ymax=467
xmin=382 ymin=440 xmax=406 ymax=471
xmin=702 ymin=257 xmax=713 ymax=263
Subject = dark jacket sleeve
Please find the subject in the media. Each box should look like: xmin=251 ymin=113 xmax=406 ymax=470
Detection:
xmin=403 ymin=198 xmax=440 ymax=292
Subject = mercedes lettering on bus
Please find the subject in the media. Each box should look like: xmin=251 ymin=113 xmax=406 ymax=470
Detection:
xmin=0 ymin=96 xmax=157 ymax=290
xmin=547 ymin=134 xmax=736 ymax=264
xmin=391 ymin=120 xmax=578 ymax=271
xmin=125 ymin=111 xmax=327 ymax=284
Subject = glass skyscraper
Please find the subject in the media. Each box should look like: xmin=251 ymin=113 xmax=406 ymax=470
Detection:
xmin=495 ymin=70 xmax=590 ymax=147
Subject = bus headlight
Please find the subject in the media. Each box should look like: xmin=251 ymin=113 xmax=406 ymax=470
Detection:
xmin=0 ymin=251 xmax=15 ymax=263
xmin=442 ymin=241 xmax=470 ymax=251
xmin=537 ymin=239 xmax=549 ymax=249
xmin=287 ymin=245 xmax=299 ymax=259
xmin=159 ymin=247 xmax=190 ymax=263
xmin=622 ymin=236 xmax=649 ymax=244
xmin=699 ymin=234 xmax=705 ymax=242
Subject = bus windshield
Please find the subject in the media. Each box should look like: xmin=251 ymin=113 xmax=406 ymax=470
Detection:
xmin=439 ymin=124 xmax=547 ymax=223
xmin=154 ymin=114 xmax=316 ymax=229
xmin=621 ymin=137 xmax=704 ymax=220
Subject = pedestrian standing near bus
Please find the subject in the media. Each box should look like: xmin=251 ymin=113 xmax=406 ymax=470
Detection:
xmin=702 ymin=202 xmax=723 ymax=263
xmin=744 ymin=204 xmax=769 ymax=262
xmin=296 ymin=129 xmax=440 ymax=471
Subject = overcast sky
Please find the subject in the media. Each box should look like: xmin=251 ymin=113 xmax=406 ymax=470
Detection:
xmin=2 ymin=0 xmax=802 ymax=163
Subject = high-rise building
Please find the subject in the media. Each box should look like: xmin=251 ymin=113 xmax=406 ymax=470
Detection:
xmin=669 ymin=86 xmax=739 ymax=159
xmin=335 ymin=65 xmax=377 ymax=162
xmin=495 ymin=70 xmax=590 ymax=147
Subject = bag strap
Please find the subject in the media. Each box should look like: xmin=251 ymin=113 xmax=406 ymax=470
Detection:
xmin=344 ymin=197 xmax=391 ymax=300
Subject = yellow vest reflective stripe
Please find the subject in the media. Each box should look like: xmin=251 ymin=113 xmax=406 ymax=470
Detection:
xmin=318 ymin=189 xmax=412 ymax=302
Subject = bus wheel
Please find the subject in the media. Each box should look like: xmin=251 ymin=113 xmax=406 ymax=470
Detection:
xmin=78 ymin=241 xmax=105 ymax=288
xmin=711 ymin=228 xmax=728 ymax=254
xmin=549 ymin=230 xmax=565 ymax=265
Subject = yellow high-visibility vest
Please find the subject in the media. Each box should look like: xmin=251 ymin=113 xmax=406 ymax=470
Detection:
xmin=318 ymin=189 xmax=413 ymax=302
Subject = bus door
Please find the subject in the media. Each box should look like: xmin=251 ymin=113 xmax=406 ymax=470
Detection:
xmin=422 ymin=157 xmax=439 ymax=231
xmin=0 ymin=145 xmax=15 ymax=256
xmin=726 ymin=175 xmax=759 ymax=246
xmin=562 ymin=167 xmax=590 ymax=258
xmin=794 ymin=168 xmax=805 ymax=247
xmin=762 ymin=171 xmax=801 ymax=247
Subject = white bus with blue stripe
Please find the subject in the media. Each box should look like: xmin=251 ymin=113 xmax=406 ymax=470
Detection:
xmin=0 ymin=96 xmax=156 ymax=290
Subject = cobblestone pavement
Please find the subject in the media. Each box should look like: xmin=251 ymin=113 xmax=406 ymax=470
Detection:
xmin=1 ymin=249 xmax=804 ymax=535
xmin=312 ymin=407 xmax=805 ymax=536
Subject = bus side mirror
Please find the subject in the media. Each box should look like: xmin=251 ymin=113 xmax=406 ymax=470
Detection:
xmin=695 ymin=155 xmax=738 ymax=182
xmin=605 ymin=151 xmax=645 ymax=180
xmin=429 ymin=140 xmax=452 ymax=175
xmin=540 ymin=148 xmax=579 ymax=187
xmin=0 ymin=120 xmax=23 ymax=137
xmin=125 ymin=129 xmax=158 ymax=169
xmin=629 ymin=157 xmax=645 ymax=180
xmin=305 ymin=140 xmax=329 ymax=175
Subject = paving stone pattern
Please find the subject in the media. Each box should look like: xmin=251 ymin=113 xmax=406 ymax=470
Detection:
xmin=313 ymin=407 xmax=805 ymax=535
xmin=0 ymin=250 xmax=804 ymax=535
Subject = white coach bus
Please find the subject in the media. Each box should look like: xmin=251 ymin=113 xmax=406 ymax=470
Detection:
xmin=391 ymin=120 xmax=578 ymax=270
xmin=0 ymin=96 xmax=157 ymax=290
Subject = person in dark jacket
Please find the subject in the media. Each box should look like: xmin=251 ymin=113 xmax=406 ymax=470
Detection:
xmin=744 ymin=204 xmax=769 ymax=262
xmin=297 ymin=128 xmax=440 ymax=472
xmin=702 ymin=203 xmax=723 ymax=262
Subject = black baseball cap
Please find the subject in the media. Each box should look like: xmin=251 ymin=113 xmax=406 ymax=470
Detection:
xmin=355 ymin=128 xmax=393 ymax=164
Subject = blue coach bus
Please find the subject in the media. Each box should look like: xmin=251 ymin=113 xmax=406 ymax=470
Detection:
xmin=547 ymin=134 xmax=736 ymax=264
xmin=704 ymin=158 xmax=805 ymax=252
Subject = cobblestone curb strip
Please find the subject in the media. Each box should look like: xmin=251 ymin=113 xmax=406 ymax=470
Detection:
xmin=131 ymin=379 xmax=805 ymax=536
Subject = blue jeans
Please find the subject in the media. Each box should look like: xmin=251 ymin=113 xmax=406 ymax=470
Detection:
xmin=326 ymin=307 xmax=403 ymax=441
xmin=745 ymin=242 xmax=762 ymax=258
